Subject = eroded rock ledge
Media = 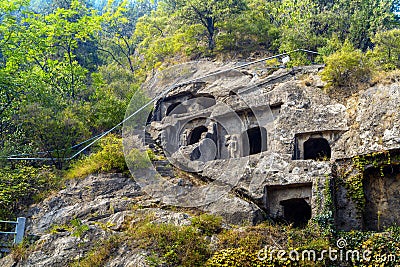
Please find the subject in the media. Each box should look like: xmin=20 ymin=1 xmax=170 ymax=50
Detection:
xmin=2 ymin=63 xmax=400 ymax=267
xmin=142 ymin=62 xmax=400 ymax=230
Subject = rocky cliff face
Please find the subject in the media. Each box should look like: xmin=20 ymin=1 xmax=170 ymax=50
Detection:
xmin=1 ymin=62 xmax=400 ymax=266
xmin=0 ymin=173 xmax=199 ymax=267
xmin=138 ymin=61 xmax=400 ymax=230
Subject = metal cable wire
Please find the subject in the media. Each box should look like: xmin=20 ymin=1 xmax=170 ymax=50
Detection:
xmin=3 ymin=49 xmax=319 ymax=161
xmin=5 ymin=133 xmax=104 ymax=158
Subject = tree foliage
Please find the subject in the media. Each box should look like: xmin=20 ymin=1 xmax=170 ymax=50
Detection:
xmin=0 ymin=0 xmax=399 ymax=169
xmin=370 ymin=29 xmax=400 ymax=70
xmin=169 ymin=0 xmax=247 ymax=51
xmin=0 ymin=166 xmax=59 ymax=220
xmin=320 ymin=41 xmax=373 ymax=88
xmin=0 ymin=0 xmax=149 ymax=166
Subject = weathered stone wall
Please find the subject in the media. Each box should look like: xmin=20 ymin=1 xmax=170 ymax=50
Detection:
xmin=364 ymin=164 xmax=400 ymax=231
xmin=144 ymin=61 xmax=400 ymax=229
xmin=334 ymin=84 xmax=400 ymax=158
xmin=334 ymin=149 xmax=400 ymax=231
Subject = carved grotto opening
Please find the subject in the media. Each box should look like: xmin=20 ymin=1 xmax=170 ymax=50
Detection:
xmin=304 ymin=138 xmax=331 ymax=160
xmin=293 ymin=131 xmax=341 ymax=160
xmin=265 ymin=183 xmax=312 ymax=228
xmin=363 ymin=164 xmax=400 ymax=231
xmin=188 ymin=126 xmax=208 ymax=145
xmin=241 ymin=126 xmax=267 ymax=156
xmin=280 ymin=198 xmax=311 ymax=227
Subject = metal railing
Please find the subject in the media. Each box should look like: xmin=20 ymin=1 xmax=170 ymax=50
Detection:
xmin=0 ymin=217 xmax=26 ymax=246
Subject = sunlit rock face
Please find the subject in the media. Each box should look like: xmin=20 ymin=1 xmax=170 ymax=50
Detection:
xmin=4 ymin=64 xmax=399 ymax=267
xmin=144 ymin=62 xmax=400 ymax=230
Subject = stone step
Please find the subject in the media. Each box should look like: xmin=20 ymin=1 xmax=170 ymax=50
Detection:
xmin=153 ymin=160 xmax=174 ymax=177
xmin=155 ymin=166 xmax=172 ymax=172
xmin=154 ymin=160 xmax=170 ymax=167
xmin=156 ymin=171 xmax=174 ymax=178
xmin=144 ymin=132 xmax=155 ymax=146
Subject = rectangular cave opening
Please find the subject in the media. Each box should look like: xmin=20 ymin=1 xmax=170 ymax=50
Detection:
xmin=265 ymin=183 xmax=312 ymax=227
xmin=292 ymin=131 xmax=342 ymax=161
xmin=363 ymin=164 xmax=400 ymax=231
xmin=241 ymin=126 xmax=267 ymax=156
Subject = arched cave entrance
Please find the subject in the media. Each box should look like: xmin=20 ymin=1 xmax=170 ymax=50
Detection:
xmin=242 ymin=127 xmax=267 ymax=156
xmin=188 ymin=126 xmax=208 ymax=145
xmin=303 ymin=138 xmax=331 ymax=160
xmin=280 ymin=198 xmax=311 ymax=227
xmin=166 ymin=102 xmax=185 ymax=116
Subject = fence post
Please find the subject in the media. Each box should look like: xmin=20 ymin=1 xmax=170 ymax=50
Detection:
xmin=14 ymin=217 xmax=26 ymax=244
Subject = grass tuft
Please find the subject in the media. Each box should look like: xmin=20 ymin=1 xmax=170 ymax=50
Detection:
xmin=66 ymin=134 xmax=127 ymax=179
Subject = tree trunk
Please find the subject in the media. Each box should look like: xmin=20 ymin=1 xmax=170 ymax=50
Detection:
xmin=206 ymin=17 xmax=215 ymax=51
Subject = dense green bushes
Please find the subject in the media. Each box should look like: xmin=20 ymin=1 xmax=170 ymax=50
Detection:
xmin=206 ymin=222 xmax=331 ymax=267
xmin=130 ymin=221 xmax=211 ymax=266
xmin=206 ymin=247 xmax=261 ymax=267
xmin=321 ymin=41 xmax=373 ymax=88
xmin=369 ymin=29 xmax=400 ymax=70
xmin=66 ymin=134 xmax=127 ymax=179
xmin=191 ymin=214 xmax=223 ymax=236
xmin=206 ymin=224 xmax=400 ymax=267
xmin=321 ymin=30 xmax=400 ymax=89
xmin=0 ymin=166 xmax=60 ymax=220
xmin=337 ymin=227 xmax=400 ymax=267
xmin=113 ymin=216 xmax=400 ymax=266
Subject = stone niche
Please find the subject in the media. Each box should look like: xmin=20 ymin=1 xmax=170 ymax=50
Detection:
xmin=232 ymin=108 xmax=270 ymax=157
xmin=166 ymin=106 xmax=272 ymax=162
xmin=334 ymin=150 xmax=400 ymax=231
xmin=265 ymin=183 xmax=312 ymax=227
xmin=178 ymin=118 xmax=220 ymax=162
xmin=292 ymin=131 xmax=341 ymax=160
xmin=152 ymin=93 xmax=216 ymax=122
xmin=239 ymin=126 xmax=268 ymax=157
xmin=363 ymin=164 xmax=400 ymax=231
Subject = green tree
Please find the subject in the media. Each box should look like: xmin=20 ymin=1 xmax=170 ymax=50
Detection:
xmin=272 ymin=0 xmax=322 ymax=64
xmin=22 ymin=0 xmax=102 ymax=100
xmin=321 ymin=40 xmax=373 ymax=88
xmin=97 ymin=0 xmax=155 ymax=72
xmin=164 ymin=0 xmax=247 ymax=51
xmin=0 ymin=0 xmax=105 ymax=166
xmin=0 ymin=0 xmax=31 ymax=154
xmin=90 ymin=63 xmax=145 ymax=131
xmin=268 ymin=0 xmax=396 ymax=64
xmin=17 ymin=103 xmax=90 ymax=168
xmin=134 ymin=6 xmax=205 ymax=70
xmin=0 ymin=166 xmax=58 ymax=220
xmin=344 ymin=0 xmax=395 ymax=51
xmin=215 ymin=0 xmax=279 ymax=52
xmin=369 ymin=29 xmax=400 ymax=70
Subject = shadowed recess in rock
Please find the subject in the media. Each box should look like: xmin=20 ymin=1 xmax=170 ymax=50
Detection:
xmin=280 ymin=198 xmax=312 ymax=227
xmin=241 ymin=126 xmax=267 ymax=156
xmin=304 ymin=137 xmax=331 ymax=160
xmin=166 ymin=102 xmax=183 ymax=116
xmin=363 ymin=164 xmax=400 ymax=231
xmin=188 ymin=126 xmax=208 ymax=145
